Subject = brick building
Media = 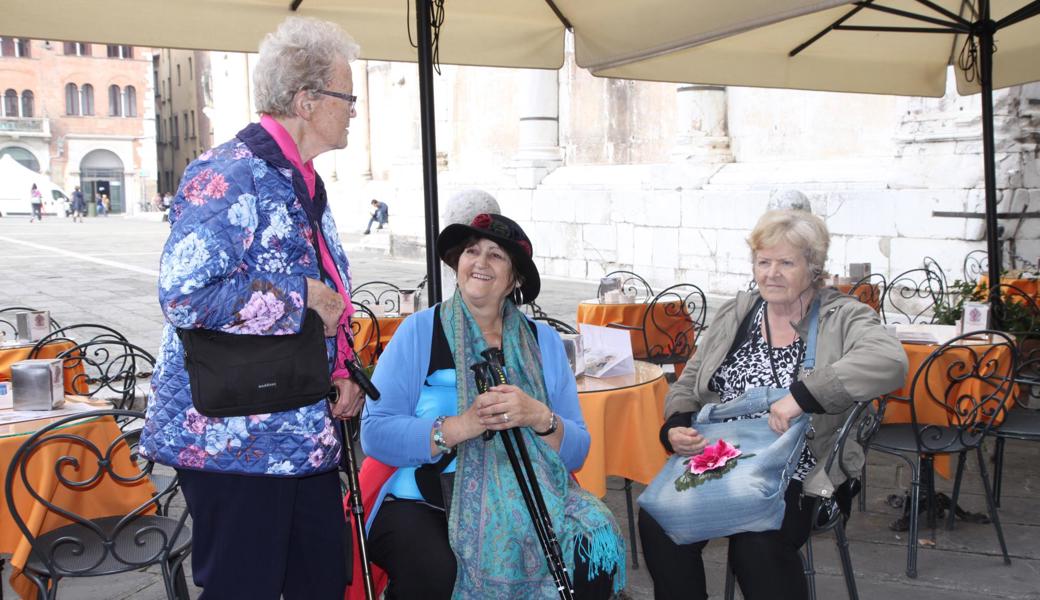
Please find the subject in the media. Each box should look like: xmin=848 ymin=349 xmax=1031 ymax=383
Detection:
xmin=0 ymin=38 xmax=156 ymax=214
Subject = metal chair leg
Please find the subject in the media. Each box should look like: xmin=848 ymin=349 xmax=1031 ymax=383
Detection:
xmin=993 ymin=436 xmax=1006 ymax=508
xmin=623 ymin=478 xmax=639 ymax=569
xmin=907 ymin=458 xmax=921 ymax=578
xmin=802 ymin=539 xmax=816 ymax=600
xmin=946 ymin=451 xmax=968 ymax=530
xmin=834 ymin=519 xmax=860 ymax=600
xmin=975 ymin=446 xmax=1011 ymax=565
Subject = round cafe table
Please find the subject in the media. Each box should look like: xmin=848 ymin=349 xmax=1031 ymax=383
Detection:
xmin=574 ymin=361 xmax=669 ymax=498
xmin=351 ymin=315 xmax=405 ymax=366
xmin=1 ymin=409 xmax=157 ymax=598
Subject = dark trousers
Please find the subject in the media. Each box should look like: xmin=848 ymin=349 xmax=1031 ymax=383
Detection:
xmin=364 ymin=215 xmax=386 ymax=233
xmin=639 ymin=481 xmax=814 ymax=600
xmin=30 ymin=203 xmax=42 ymax=220
xmin=176 ymin=468 xmax=349 ymax=600
xmin=369 ymin=499 xmax=615 ymax=600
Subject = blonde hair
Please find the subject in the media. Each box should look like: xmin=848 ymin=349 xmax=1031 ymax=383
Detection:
xmin=748 ymin=209 xmax=830 ymax=286
xmin=254 ymin=17 xmax=361 ymax=117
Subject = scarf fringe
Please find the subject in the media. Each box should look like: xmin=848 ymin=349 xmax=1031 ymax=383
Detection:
xmin=566 ymin=522 xmax=628 ymax=594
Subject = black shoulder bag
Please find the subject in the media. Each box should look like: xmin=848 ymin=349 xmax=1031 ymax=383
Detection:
xmin=178 ymin=309 xmax=331 ymax=417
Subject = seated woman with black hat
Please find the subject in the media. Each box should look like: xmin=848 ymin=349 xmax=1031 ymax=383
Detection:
xmin=360 ymin=213 xmax=626 ymax=599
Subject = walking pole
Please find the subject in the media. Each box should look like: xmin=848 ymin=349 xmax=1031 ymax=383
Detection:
xmin=337 ymin=415 xmax=375 ymax=600
xmin=473 ymin=349 xmax=575 ymax=599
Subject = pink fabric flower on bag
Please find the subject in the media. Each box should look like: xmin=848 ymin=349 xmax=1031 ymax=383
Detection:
xmin=690 ymin=439 xmax=742 ymax=475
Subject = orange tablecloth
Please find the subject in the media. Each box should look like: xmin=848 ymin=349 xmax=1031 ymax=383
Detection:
xmin=882 ymin=340 xmax=1016 ymax=477
xmin=1 ymin=413 xmax=157 ymax=598
xmin=977 ymin=276 xmax=1040 ymax=307
xmin=352 ymin=316 xmax=404 ymax=365
xmin=577 ymin=299 xmax=694 ymax=376
xmin=0 ymin=340 xmax=85 ymax=395
xmin=573 ymin=362 xmax=670 ymax=498
xmin=835 ymin=283 xmax=882 ymax=311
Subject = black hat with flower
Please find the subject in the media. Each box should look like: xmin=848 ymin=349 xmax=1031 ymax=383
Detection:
xmin=437 ymin=213 xmax=541 ymax=304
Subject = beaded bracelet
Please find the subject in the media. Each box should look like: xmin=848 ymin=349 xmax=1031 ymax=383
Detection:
xmin=433 ymin=415 xmax=454 ymax=454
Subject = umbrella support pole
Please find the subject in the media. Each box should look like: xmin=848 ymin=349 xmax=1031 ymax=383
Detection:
xmin=977 ymin=6 xmax=1004 ymax=321
xmin=416 ymin=0 xmax=443 ymax=306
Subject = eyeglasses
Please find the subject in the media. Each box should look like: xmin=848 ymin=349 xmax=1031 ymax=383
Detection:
xmin=316 ymin=89 xmax=358 ymax=105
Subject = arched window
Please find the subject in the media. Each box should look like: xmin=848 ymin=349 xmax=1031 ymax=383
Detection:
xmin=81 ymin=84 xmax=94 ymax=116
xmin=0 ymin=146 xmax=41 ymax=172
xmin=21 ymin=90 xmax=34 ymax=118
xmin=123 ymin=86 xmax=137 ymax=117
xmin=108 ymin=85 xmax=122 ymax=117
xmin=2 ymin=89 xmax=17 ymax=117
xmin=65 ymin=83 xmax=79 ymax=115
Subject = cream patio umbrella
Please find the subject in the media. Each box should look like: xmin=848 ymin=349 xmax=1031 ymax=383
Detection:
xmin=572 ymin=0 xmax=1040 ymax=316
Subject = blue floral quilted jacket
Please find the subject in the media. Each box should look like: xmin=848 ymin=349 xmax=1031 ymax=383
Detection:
xmin=140 ymin=125 xmax=351 ymax=477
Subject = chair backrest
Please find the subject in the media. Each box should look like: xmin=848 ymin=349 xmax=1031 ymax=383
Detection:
xmin=532 ymin=316 xmax=578 ymax=335
xmin=522 ymin=301 xmax=550 ymax=319
xmin=29 ymin=323 xmax=130 ymax=352
xmin=922 ymin=256 xmax=949 ymax=290
xmin=352 ymin=281 xmax=402 ymax=315
xmin=846 ymin=273 xmax=887 ymax=311
xmin=882 ymin=267 xmax=946 ymax=324
xmin=4 ymin=409 xmax=187 ymax=577
xmin=602 ymin=270 xmax=654 ymax=301
xmin=640 ymin=283 xmax=708 ymax=365
xmin=43 ymin=339 xmax=155 ymax=410
xmin=898 ymin=330 xmax=1017 ymax=452
xmin=0 ymin=306 xmax=62 ymax=338
xmin=962 ymin=249 xmax=989 ymax=284
xmin=349 ymin=301 xmax=381 ymax=368
xmin=984 ymin=281 xmax=1040 ymax=334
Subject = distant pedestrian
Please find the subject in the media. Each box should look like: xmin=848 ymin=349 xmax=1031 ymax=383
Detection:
xmin=99 ymin=194 xmax=110 ymax=217
xmin=71 ymin=186 xmax=86 ymax=223
xmin=161 ymin=192 xmax=173 ymax=222
xmin=29 ymin=184 xmax=43 ymax=222
xmin=363 ymin=198 xmax=388 ymax=234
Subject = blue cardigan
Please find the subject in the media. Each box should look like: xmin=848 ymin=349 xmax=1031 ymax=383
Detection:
xmin=361 ymin=306 xmax=590 ymax=473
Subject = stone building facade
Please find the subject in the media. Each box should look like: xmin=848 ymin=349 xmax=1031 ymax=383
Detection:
xmin=167 ymin=45 xmax=1040 ymax=295
xmin=154 ymin=49 xmax=212 ymax=196
xmin=0 ymin=38 xmax=156 ymax=214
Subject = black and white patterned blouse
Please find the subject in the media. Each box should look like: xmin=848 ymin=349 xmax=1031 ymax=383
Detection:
xmin=708 ymin=302 xmax=816 ymax=481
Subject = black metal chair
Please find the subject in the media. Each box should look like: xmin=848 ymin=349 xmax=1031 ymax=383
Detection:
xmin=962 ymin=249 xmax=989 ymax=284
xmin=531 ymin=315 xmax=578 ymax=335
xmin=349 ymin=301 xmax=382 ymax=368
xmin=991 ymin=331 xmax=1040 ymax=507
xmin=881 ymin=267 xmax=946 ymax=324
xmin=861 ymin=330 xmax=1016 ymax=577
xmin=608 ymin=283 xmax=708 ymax=367
xmin=4 ymin=410 xmax=192 ymax=599
xmin=922 ymin=256 xmax=949 ymax=290
xmin=352 ymin=280 xmax=402 ymax=315
xmin=601 ymin=270 xmax=654 ymax=300
xmin=846 ymin=273 xmax=887 ymax=311
xmin=724 ymin=400 xmax=870 ymax=600
xmin=33 ymin=338 xmax=155 ymax=411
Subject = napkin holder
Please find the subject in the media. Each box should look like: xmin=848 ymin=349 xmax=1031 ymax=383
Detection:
xmin=559 ymin=333 xmax=585 ymax=377
xmin=15 ymin=310 xmax=51 ymax=342
xmin=11 ymin=358 xmax=65 ymax=410
xmin=597 ymin=277 xmax=622 ymax=303
xmin=398 ymin=289 xmax=419 ymax=316
xmin=848 ymin=262 xmax=871 ymax=281
xmin=0 ymin=381 xmax=12 ymax=410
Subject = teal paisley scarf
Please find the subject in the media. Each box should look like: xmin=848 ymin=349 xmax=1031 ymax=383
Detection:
xmin=440 ymin=290 xmax=626 ymax=599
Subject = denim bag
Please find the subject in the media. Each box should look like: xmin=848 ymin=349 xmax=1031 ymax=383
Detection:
xmin=637 ymin=299 xmax=819 ymax=545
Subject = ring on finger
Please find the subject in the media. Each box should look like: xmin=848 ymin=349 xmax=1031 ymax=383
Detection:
xmin=502 ymin=412 xmax=510 ymax=423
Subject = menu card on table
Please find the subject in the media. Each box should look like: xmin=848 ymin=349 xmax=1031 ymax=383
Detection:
xmin=0 ymin=397 xmax=110 ymax=426
xmin=579 ymin=324 xmax=634 ymax=378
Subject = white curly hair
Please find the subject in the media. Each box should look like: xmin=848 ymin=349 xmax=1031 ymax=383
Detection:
xmin=253 ymin=16 xmax=361 ymax=117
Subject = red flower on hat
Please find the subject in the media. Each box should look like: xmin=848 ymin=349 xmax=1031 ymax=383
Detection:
xmin=517 ymin=239 xmax=532 ymax=256
xmin=471 ymin=214 xmax=493 ymax=229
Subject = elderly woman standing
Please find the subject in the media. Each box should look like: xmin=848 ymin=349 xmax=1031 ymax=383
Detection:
xmin=361 ymin=213 xmax=626 ymax=599
xmin=140 ymin=17 xmax=366 ymax=599
xmin=639 ymin=209 xmax=908 ymax=600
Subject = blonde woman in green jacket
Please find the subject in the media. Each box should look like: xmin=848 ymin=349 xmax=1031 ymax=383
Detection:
xmin=640 ymin=209 xmax=908 ymax=600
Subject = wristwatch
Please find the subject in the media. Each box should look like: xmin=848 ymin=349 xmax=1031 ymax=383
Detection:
xmin=432 ymin=415 xmax=454 ymax=454
xmin=534 ymin=411 xmax=558 ymax=436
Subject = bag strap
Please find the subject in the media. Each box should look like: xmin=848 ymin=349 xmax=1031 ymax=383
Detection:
xmin=695 ymin=297 xmax=822 ymax=424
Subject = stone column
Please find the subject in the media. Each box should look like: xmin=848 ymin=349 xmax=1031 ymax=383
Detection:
xmin=513 ymin=68 xmax=563 ymax=188
xmin=671 ymin=84 xmax=733 ymax=163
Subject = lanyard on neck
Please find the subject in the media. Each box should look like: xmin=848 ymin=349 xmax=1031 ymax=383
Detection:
xmin=762 ymin=297 xmax=820 ymax=387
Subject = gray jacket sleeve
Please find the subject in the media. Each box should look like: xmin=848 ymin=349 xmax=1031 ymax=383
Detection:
xmin=799 ymin=301 xmax=909 ymax=413
xmin=663 ymin=300 xmax=737 ymax=418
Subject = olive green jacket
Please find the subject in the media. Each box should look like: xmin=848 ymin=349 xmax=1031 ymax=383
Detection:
xmin=664 ymin=288 xmax=909 ymax=497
